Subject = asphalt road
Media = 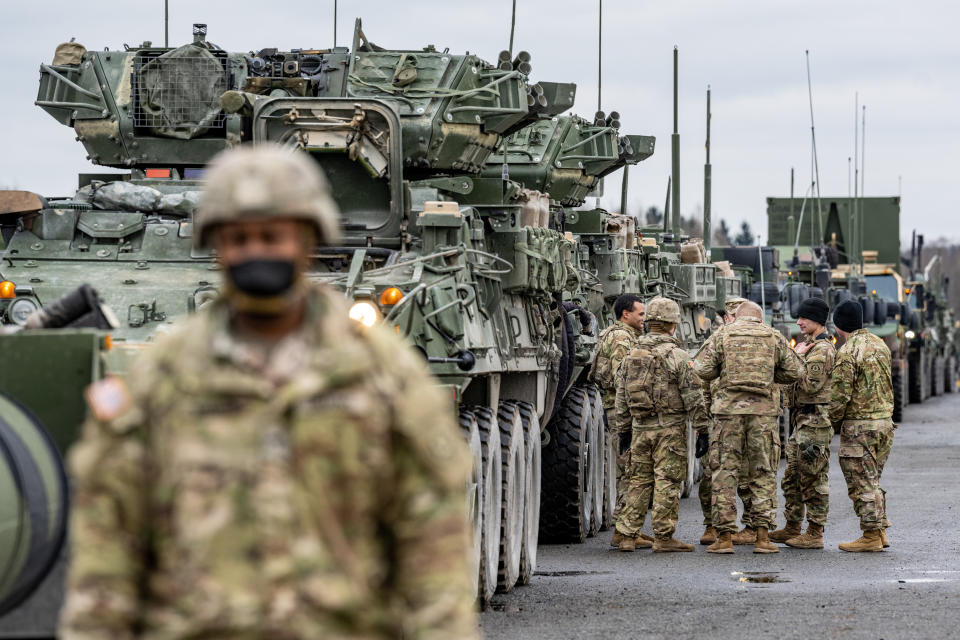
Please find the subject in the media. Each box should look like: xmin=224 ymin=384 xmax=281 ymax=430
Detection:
xmin=481 ymin=393 xmax=960 ymax=640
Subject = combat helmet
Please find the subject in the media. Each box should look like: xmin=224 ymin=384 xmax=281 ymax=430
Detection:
xmin=195 ymin=143 xmax=340 ymax=248
xmin=646 ymin=296 xmax=681 ymax=324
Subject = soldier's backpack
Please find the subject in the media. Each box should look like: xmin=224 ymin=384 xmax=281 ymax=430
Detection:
xmin=624 ymin=341 xmax=677 ymax=414
xmin=722 ymin=323 xmax=778 ymax=393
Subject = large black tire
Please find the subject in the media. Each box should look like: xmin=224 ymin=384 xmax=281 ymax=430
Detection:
xmin=585 ymin=387 xmax=605 ymax=536
xmin=473 ymin=407 xmax=501 ymax=609
xmin=891 ymin=360 xmax=906 ymax=423
xmin=539 ymin=386 xmax=592 ymax=543
xmin=496 ymin=402 xmax=525 ymax=593
xmin=458 ymin=410 xmax=483 ymax=603
xmin=909 ymin=351 xmax=926 ymax=404
xmin=516 ymin=402 xmax=541 ymax=586
xmin=946 ymin=357 xmax=958 ymax=393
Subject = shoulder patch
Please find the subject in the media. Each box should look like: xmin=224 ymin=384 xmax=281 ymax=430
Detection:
xmin=85 ymin=376 xmax=133 ymax=423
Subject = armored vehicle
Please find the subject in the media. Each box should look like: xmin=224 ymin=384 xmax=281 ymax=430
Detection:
xmin=0 ymin=22 xmax=687 ymax=629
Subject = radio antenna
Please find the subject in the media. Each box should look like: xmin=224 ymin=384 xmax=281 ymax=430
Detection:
xmin=164 ymin=0 xmax=169 ymax=48
xmin=508 ymin=0 xmax=517 ymax=56
xmin=597 ymin=0 xmax=603 ymax=112
xmin=860 ymin=104 xmax=866 ymax=271
xmin=805 ymin=50 xmax=824 ymax=245
xmin=333 ymin=0 xmax=338 ymax=47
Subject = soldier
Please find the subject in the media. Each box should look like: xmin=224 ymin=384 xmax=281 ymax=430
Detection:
xmin=692 ymin=300 xmax=804 ymax=554
xmin=770 ymin=298 xmax=836 ymax=549
xmin=696 ymin=296 xmax=753 ymax=546
xmin=592 ymin=294 xmax=651 ymax=549
xmin=612 ymin=297 xmax=710 ymax=552
xmin=828 ymin=300 xmax=895 ymax=552
xmin=59 ymin=145 xmax=479 ymax=639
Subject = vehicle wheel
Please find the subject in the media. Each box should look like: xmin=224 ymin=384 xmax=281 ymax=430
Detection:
xmin=585 ymin=386 xmax=605 ymax=536
xmin=909 ymin=352 xmax=925 ymax=404
xmin=680 ymin=418 xmax=697 ymax=498
xmin=473 ymin=406 xmax=501 ymax=608
xmin=458 ymin=409 xmax=483 ymax=603
xmin=516 ymin=402 xmax=541 ymax=586
xmin=601 ymin=420 xmax=617 ymax=530
xmin=891 ymin=360 xmax=905 ymax=423
xmin=946 ymin=357 xmax=958 ymax=393
xmin=496 ymin=402 xmax=525 ymax=593
xmin=539 ymin=386 xmax=591 ymax=543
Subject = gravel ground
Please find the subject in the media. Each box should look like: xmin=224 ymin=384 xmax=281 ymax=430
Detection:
xmin=481 ymin=393 xmax=960 ymax=640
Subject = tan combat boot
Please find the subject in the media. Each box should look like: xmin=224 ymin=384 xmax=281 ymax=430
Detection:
xmin=785 ymin=522 xmax=824 ymax=549
xmin=700 ymin=526 xmax=717 ymax=545
xmin=753 ymin=527 xmax=779 ymax=554
xmin=610 ymin=530 xmax=625 ymax=548
xmin=653 ymin=537 xmax=695 ymax=553
xmin=635 ymin=532 xmax=653 ymax=549
xmin=881 ymin=529 xmax=890 ymax=548
xmin=769 ymin=521 xmax=802 ymax=543
xmin=707 ymin=532 xmax=734 ymax=554
xmin=618 ymin=537 xmax=636 ymax=552
xmin=731 ymin=527 xmax=757 ymax=545
xmin=838 ymin=529 xmax=883 ymax=552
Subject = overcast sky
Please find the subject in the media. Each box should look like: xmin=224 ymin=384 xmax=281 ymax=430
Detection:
xmin=1 ymin=1 xmax=957 ymax=246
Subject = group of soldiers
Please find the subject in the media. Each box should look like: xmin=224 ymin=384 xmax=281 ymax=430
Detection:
xmin=595 ymin=290 xmax=895 ymax=555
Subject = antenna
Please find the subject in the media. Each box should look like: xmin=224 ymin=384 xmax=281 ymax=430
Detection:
xmin=805 ymin=50 xmax=824 ymax=245
xmin=853 ymin=92 xmax=859 ymax=272
xmin=333 ymin=0 xmax=337 ymax=47
xmin=508 ymin=0 xmax=517 ymax=57
xmin=860 ymin=104 xmax=866 ymax=271
xmin=671 ymin=47 xmax=681 ymax=240
xmin=164 ymin=0 xmax=169 ymax=48
xmin=663 ymin=176 xmax=672 ymax=234
xmin=620 ymin=165 xmax=629 ymax=216
xmin=597 ymin=0 xmax=603 ymax=112
xmin=703 ymin=85 xmax=712 ymax=257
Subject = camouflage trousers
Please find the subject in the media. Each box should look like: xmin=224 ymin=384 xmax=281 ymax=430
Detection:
xmin=838 ymin=418 xmax=895 ymax=531
xmin=605 ymin=409 xmax=631 ymax=517
xmin=782 ymin=414 xmax=832 ymax=526
xmin=710 ymin=415 xmax=780 ymax=533
xmin=698 ymin=452 xmax=752 ymax=526
xmin=615 ymin=424 xmax=687 ymax=538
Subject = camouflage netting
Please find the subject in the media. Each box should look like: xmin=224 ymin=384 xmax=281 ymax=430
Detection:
xmin=138 ymin=44 xmax=226 ymax=140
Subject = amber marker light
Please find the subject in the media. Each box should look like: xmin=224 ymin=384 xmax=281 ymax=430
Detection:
xmin=0 ymin=281 xmax=15 ymax=299
xmin=379 ymin=287 xmax=404 ymax=306
xmin=102 ymin=335 xmax=114 ymax=351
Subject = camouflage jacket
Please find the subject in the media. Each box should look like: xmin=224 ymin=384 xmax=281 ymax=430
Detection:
xmin=790 ymin=335 xmax=835 ymax=426
xmin=691 ymin=317 xmax=805 ymax=416
xmin=593 ymin=320 xmax=643 ymax=410
xmin=828 ymin=328 xmax=894 ymax=425
xmin=614 ymin=333 xmax=710 ymax=433
xmin=60 ymin=286 xmax=478 ymax=640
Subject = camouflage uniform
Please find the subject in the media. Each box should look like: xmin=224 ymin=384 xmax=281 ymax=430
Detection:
xmin=829 ymin=329 xmax=895 ymax=532
xmin=59 ymin=286 xmax=479 ymax=640
xmin=592 ymin=319 xmax=643 ymax=511
xmin=692 ymin=316 xmax=804 ymax=533
xmin=782 ymin=335 xmax=836 ymax=526
xmin=697 ymin=376 xmax=753 ymax=527
xmin=614 ymin=323 xmax=709 ymax=539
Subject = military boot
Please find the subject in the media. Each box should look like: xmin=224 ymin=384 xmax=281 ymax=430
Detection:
xmin=769 ymin=521 xmax=802 ymax=543
xmin=653 ymin=537 xmax=695 ymax=553
xmin=838 ymin=529 xmax=883 ymax=552
xmin=881 ymin=529 xmax=890 ymax=548
xmin=731 ymin=527 xmax=757 ymax=545
xmin=706 ymin=532 xmax=734 ymax=554
xmin=610 ymin=530 xmax=625 ymax=548
xmin=785 ymin=522 xmax=824 ymax=549
xmin=618 ymin=537 xmax=636 ymax=552
xmin=753 ymin=527 xmax=779 ymax=554
xmin=700 ymin=526 xmax=717 ymax=545
xmin=634 ymin=534 xmax=653 ymax=549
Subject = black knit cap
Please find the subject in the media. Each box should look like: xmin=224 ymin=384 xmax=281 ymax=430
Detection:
xmin=796 ymin=298 xmax=829 ymax=325
xmin=833 ymin=300 xmax=863 ymax=332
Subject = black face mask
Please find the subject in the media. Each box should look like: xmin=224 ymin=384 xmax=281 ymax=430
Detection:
xmin=227 ymin=259 xmax=296 ymax=297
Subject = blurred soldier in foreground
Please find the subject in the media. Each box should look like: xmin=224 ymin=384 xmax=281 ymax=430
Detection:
xmin=613 ymin=297 xmax=709 ymax=552
xmin=59 ymin=145 xmax=478 ymax=639
xmin=591 ymin=294 xmax=651 ymax=549
xmin=692 ymin=301 xmax=804 ymax=554
xmin=770 ymin=298 xmax=835 ymax=549
xmin=829 ymin=300 xmax=895 ymax=553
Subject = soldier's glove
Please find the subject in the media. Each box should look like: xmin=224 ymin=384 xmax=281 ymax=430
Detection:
xmin=619 ymin=431 xmax=632 ymax=455
xmin=695 ymin=432 xmax=709 ymax=459
xmin=800 ymin=442 xmax=823 ymax=462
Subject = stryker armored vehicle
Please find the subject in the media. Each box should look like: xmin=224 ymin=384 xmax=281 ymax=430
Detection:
xmin=0 ymin=22 xmax=734 ymax=630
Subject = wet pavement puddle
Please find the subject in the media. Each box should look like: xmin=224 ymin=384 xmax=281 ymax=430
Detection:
xmin=731 ymin=571 xmax=790 ymax=585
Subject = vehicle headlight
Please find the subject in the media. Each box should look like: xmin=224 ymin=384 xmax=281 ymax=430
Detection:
xmin=348 ymin=301 xmax=379 ymax=327
xmin=8 ymin=298 xmax=39 ymax=326
xmin=905 ymin=329 xmax=916 ymax=340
